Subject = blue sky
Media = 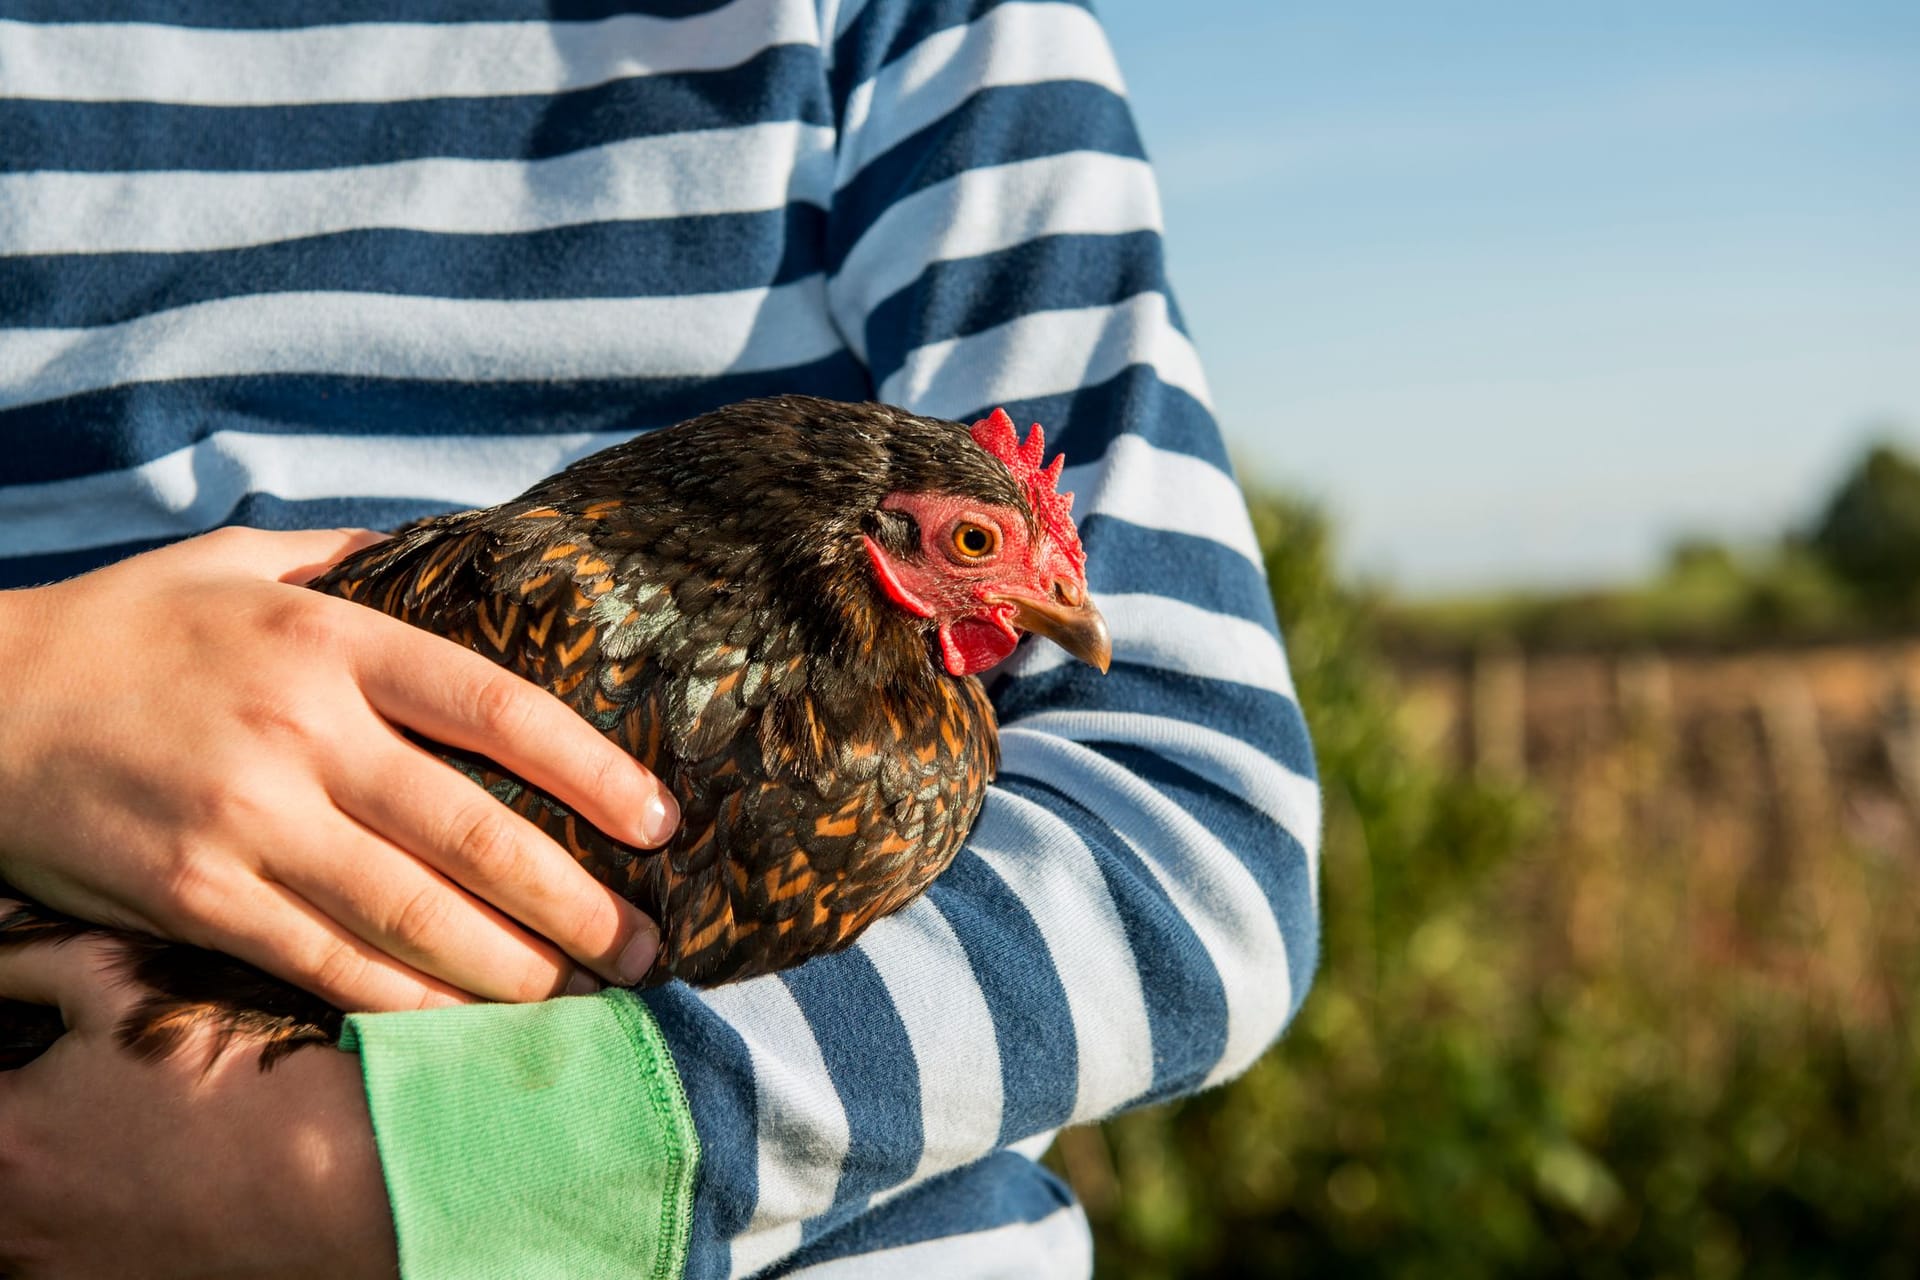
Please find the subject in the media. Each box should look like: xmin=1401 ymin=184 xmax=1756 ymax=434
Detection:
xmin=1100 ymin=2 xmax=1920 ymax=593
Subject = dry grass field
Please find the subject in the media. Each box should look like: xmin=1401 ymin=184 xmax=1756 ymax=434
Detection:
xmin=1398 ymin=639 xmax=1920 ymax=1075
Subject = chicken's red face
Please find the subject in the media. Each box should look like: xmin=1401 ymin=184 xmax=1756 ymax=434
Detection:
xmin=861 ymin=410 xmax=1110 ymax=678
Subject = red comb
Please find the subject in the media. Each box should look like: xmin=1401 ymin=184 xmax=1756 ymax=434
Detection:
xmin=970 ymin=408 xmax=1086 ymax=574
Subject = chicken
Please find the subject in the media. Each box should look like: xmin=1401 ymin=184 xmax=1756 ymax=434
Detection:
xmin=0 ymin=396 xmax=1108 ymax=1067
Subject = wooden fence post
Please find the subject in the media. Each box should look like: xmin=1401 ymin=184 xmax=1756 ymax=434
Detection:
xmin=1472 ymin=642 xmax=1526 ymax=782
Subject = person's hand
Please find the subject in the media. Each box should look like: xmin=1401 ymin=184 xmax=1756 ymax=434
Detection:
xmin=0 ymin=931 xmax=397 ymax=1279
xmin=0 ymin=527 xmax=676 ymax=1010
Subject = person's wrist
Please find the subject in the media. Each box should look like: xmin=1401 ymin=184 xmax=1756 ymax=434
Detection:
xmin=251 ymin=1047 xmax=399 ymax=1278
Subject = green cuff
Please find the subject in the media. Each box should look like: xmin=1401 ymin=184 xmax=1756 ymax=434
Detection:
xmin=339 ymin=991 xmax=698 ymax=1280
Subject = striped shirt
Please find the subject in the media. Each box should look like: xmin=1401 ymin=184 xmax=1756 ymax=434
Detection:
xmin=0 ymin=2 xmax=1321 ymax=1275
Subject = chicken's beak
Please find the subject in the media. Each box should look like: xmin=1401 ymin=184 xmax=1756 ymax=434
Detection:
xmin=989 ymin=587 xmax=1112 ymax=673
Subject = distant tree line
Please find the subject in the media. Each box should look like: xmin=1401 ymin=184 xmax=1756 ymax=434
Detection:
xmin=1384 ymin=432 xmax=1920 ymax=654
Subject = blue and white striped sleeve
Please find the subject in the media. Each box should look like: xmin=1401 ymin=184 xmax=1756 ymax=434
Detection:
xmin=640 ymin=2 xmax=1322 ymax=1275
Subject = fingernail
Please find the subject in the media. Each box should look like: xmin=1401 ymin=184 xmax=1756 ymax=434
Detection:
xmin=566 ymin=969 xmax=603 ymax=997
xmin=636 ymin=788 xmax=680 ymax=847
xmin=615 ymin=919 xmax=661 ymax=986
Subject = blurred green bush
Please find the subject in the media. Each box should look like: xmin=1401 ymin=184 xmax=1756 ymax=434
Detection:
xmin=1812 ymin=443 xmax=1920 ymax=618
xmin=1054 ymin=490 xmax=1920 ymax=1280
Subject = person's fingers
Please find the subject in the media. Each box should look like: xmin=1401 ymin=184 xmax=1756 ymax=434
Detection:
xmin=279 ymin=804 xmax=602 ymax=1003
xmin=207 ymin=879 xmax=474 ymax=1014
xmin=334 ymin=738 xmax=659 ymax=988
xmin=0 ymin=939 xmax=69 ymax=1007
xmin=356 ymin=621 xmax=680 ymax=849
xmin=0 ymin=932 xmax=131 ymax=1033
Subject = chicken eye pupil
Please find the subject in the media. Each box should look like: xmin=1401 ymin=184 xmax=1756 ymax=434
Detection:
xmin=955 ymin=524 xmax=993 ymax=557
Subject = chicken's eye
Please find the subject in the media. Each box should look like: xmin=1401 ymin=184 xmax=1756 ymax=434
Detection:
xmin=951 ymin=522 xmax=998 ymax=559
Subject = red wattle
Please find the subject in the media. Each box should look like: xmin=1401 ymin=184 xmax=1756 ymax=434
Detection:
xmin=939 ymin=617 xmax=1020 ymax=676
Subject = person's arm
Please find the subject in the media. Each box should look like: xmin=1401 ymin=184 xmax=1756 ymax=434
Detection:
xmin=343 ymin=4 xmax=1317 ymax=1277
xmin=678 ymin=5 xmax=1316 ymax=1271
xmin=0 ymin=5 xmax=1310 ymax=1275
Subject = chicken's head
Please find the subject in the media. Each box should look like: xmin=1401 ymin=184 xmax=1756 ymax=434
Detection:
xmin=862 ymin=409 xmax=1110 ymax=678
